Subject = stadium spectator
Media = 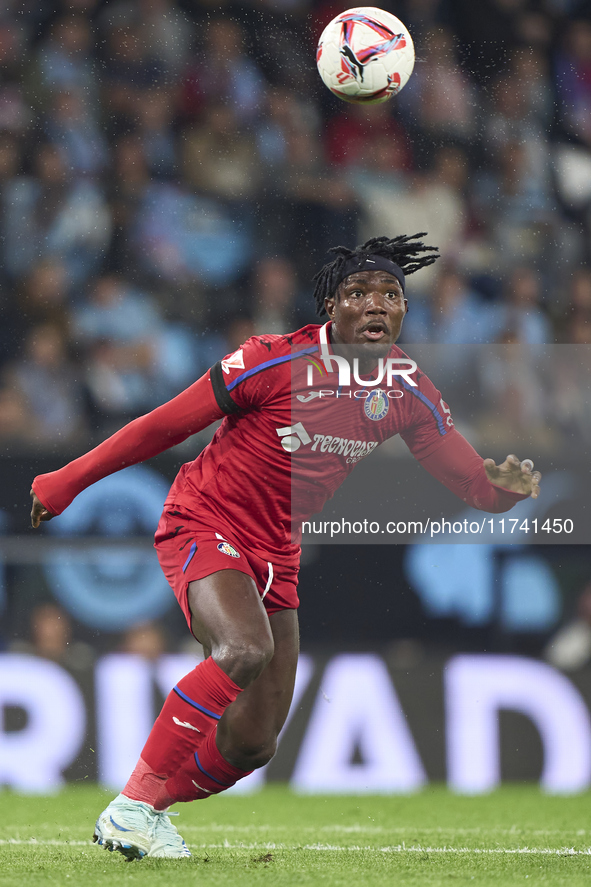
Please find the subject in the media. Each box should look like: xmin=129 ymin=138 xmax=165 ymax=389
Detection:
xmin=105 ymin=133 xmax=150 ymax=274
xmin=251 ymin=257 xmax=300 ymax=334
xmin=2 ymin=141 xmax=111 ymax=285
xmin=445 ymin=0 xmax=523 ymax=86
xmin=135 ymin=0 xmax=194 ymax=78
xmin=0 ymin=258 xmax=69 ymax=365
xmin=132 ymin=178 xmax=254 ymax=289
xmin=0 ymin=19 xmax=30 ymax=134
xmin=324 ymin=101 xmax=413 ymax=170
xmin=494 ymin=266 xmax=553 ymax=345
xmin=0 ymin=384 xmax=34 ymax=445
xmin=32 ymin=14 xmax=98 ymax=108
xmin=546 ymin=580 xmax=591 ymax=672
xmin=133 ymin=86 xmax=178 ymax=180
xmin=72 ymin=274 xmax=162 ymax=346
xmin=356 ymin=162 xmax=466 ymax=292
xmin=558 ymin=267 xmax=591 ymax=343
xmin=473 ymin=139 xmax=557 ymax=273
xmin=247 ymin=3 xmax=314 ymax=92
xmin=401 ymin=27 xmax=477 ymax=144
xmin=223 ymin=316 xmax=256 ymax=353
xmin=255 ymin=87 xmax=320 ymax=174
xmin=279 ymin=125 xmax=357 ymax=270
xmin=17 ymin=258 xmax=70 ymax=335
xmin=102 ymin=19 xmax=164 ymax=91
xmin=555 ymin=19 xmax=591 ymax=147
xmin=180 ymin=18 xmax=267 ymax=124
xmin=45 ymin=88 xmax=109 ymax=178
xmin=6 ymin=322 xmax=86 ymax=445
xmin=82 ymin=338 xmax=156 ymax=426
xmin=182 ymin=103 xmax=262 ymax=200
xmin=121 ymin=621 xmax=168 ymax=661
xmin=99 ymin=20 xmax=165 ymax=139
xmin=0 ymin=132 xmax=22 ymax=286
xmin=400 ymin=265 xmax=491 ymax=345
xmin=475 ymin=333 xmax=555 ymax=455
xmin=508 ymin=47 xmax=554 ymax=129
xmin=72 ymin=273 xmax=198 ymax=417
xmin=9 ymin=602 xmax=94 ymax=670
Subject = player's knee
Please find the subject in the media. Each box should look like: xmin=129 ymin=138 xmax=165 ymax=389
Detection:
xmin=214 ymin=637 xmax=274 ymax=687
xmin=228 ymin=734 xmax=278 ymax=771
xmin=244 ymin=738 xmax=278 ymax=770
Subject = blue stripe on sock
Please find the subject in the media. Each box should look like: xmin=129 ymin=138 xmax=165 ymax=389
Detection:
xmin=194 ymin=749 xmax=232 ymax=787
xmin=173 ymin=686 xmax=221 ymax=720
xmin=182 ymin=541 xmax=197 ymax=573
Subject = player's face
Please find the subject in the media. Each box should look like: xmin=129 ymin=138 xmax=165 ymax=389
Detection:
xmin=324 ymin=270 xmax=408 ymax=356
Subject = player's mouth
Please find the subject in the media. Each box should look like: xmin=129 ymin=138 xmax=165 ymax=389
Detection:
xmin=360 ymin=322 xmax=388 ymax=341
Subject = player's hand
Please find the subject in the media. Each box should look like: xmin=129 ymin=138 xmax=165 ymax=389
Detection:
xmin=30 ymin=490 xmax=54 ymax=528
xmin=483 ymin=455 xmax=541 ymax=499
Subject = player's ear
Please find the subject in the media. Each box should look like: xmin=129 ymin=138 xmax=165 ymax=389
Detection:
xmin=324 ymin=296 xmax=336 ymax=318
xmin=404 ymin=299 xmax=408 ymax=314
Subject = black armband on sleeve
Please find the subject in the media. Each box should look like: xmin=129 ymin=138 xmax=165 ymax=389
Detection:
xmin=210 ymin=361 xmax=242 ymax=415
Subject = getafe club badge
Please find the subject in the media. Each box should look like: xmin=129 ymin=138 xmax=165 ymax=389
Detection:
xmin=364 ymin=389 xmax=389 ymax=421
xmin=217 ymin=541 xmax=240 ymax=558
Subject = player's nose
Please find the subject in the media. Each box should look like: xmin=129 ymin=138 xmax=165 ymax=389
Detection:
xmin=364 ymin=292 xmax=388 ymax=312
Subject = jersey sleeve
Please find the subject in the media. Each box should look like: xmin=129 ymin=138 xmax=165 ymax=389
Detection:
xmin=399 ymin=368 xmax=455 ymax=461
xmin=398 ymin=366 xmax=527 ymax=512
xmin=32 ymin=370 xmax=224 ymax=517
xmin=210 ymin=336 xmax=285 ymax=412
xmin=416 ymin=427 xmax=528 ymax=513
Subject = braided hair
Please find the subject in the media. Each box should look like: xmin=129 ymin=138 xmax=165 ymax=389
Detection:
xmin=312 ymin=234 xmax=439 ymax=316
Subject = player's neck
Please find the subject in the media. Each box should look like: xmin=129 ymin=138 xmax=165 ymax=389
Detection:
xmin=328 ymin=324 xmax=391 ymax=376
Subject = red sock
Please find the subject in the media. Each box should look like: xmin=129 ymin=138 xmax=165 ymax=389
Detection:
xmin=157 ymin=726 xmax=252 ymax=806
xmin=123 ymin=657 xmax=242 ymax=806
xmin=121 ymin=756 xmax=167 ymax=806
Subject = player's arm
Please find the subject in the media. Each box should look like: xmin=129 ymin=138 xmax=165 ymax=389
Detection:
xmin=30 ymin=370 xmax=226 ymax=527
xmin=417 ymin=428 xmax=540 ymax=513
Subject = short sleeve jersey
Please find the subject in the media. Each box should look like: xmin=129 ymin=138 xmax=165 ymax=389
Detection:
xmin=164 ymin=322 xmax=453 ymax=567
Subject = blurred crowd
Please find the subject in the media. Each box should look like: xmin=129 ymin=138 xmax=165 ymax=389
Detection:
xmin=0 ymin=0 xmax=590 ymax=449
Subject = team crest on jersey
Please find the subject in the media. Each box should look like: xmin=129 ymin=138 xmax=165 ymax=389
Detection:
xmin=217 ymin=541 xmax=240 ymax=558
xmin=221 ymin=349 xmax=245 ymax=374
xmin=364 ymin=389 xmax=389 ymax=421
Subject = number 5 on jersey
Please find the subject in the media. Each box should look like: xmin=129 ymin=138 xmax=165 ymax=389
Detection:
xmin=276 ymin=423 xmax=312 ymax=453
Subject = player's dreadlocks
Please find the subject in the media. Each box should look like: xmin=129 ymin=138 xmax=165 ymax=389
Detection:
xmin=312 ymin=233 xmax=440 ymax=316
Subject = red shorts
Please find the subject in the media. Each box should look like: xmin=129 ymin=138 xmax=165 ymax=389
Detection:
xmin=154 ymin=507 xmax=300 ymax=633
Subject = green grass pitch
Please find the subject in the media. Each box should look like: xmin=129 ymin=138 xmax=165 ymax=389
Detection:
xmin=1 ymin=785 xmax=591 ymax=886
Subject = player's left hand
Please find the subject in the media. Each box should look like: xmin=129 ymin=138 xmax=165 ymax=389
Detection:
xmin=483 ymin=455 xmax=541 ymax=499
xmin=30 ymin=489 xmax=54 ymax=528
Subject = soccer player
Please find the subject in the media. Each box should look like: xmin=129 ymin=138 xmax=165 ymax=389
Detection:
xmin=30 ymin=235 xmax=540 ymax=859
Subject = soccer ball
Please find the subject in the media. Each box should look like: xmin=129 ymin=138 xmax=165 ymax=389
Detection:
xmin=316 ymin=7 xmax=415 ymax=104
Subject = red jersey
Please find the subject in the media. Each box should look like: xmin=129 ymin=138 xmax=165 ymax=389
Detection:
xmin=33 ymin=322 xmax=525 ymax=568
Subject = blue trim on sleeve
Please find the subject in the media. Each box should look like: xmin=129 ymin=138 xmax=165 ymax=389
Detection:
xmin=226 ymin=346 xmax=318 ymax=392
xmin=401 ymin=379 xmax=448 ymax=436
xmin=173 ymin=686 xmax=221 ymax=720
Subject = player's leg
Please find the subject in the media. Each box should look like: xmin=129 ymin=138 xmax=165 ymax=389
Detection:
xmin=135 ymin=569 xmax=275 ymax=785
xmin=217 ymin=606 xmax=299 ymax=769
xmin=162 ymin=605 xmax=298 ymax=802
xmin=94 ymin=569 xmax=282 ymax=858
